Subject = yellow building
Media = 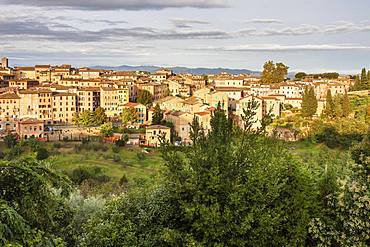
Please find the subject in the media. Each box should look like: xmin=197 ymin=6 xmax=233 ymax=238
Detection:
xmin=52 ymin=92 xmax=77 ymax=123
xmin=14 ymin=66 xmax=36 ymax=79
xmin=100 ymin=87 xmax=129 ymax=118
xmin=76 ymin=87 xmax=100 ymax=112
xmin=145 ymin=125 xmax=171 ymax=147
xmin=138 ymin=82 xmax=168 ymax=101
xmin=19 ymin=89 xmax=53 ymax=123
xmin=0 ymin=92 xmax=20 ymax=121
xmin=9 ymin=80 xmax=39 ymax=90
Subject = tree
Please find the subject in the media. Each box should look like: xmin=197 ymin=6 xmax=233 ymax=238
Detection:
xmin=4 ymin=134 xmax=17 ymax=148
xmin=83 ymin=109 xmax=313 ymax=246
xmin=309 ymin=139 xmax=370 ymax=246
xmin=100 ymin=122 xmax=114 ymax=137
xmin=189 ymin=115 xmax=204 ymax=145
xmin=120 ymin=107 xmax=138 ymax=125
xmin=301 ymin=86 xmax=317 ymax=117
xmin=0 ymin=159 xmax=71 ymax=246
xmin=295 ymin=72 xmax=307 ymax=80
xmin=261 ymin=61 xmax=289 ymax=84
xmin=94 ymin=107 xmax=108 ymax=126
xmin=323 ymin=90 xmax=334 ymax=118
xmin=152 ymin=104 xmax=163 ymax=125
xmin=361 ymin=67 xmax=367 ymax=84
xmin=342 ymin=90 xmax=350 ymax=117
xmin=137 ymin=90 xmax=153 ymax=106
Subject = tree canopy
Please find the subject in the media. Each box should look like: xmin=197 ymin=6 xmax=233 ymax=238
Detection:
xmin=261 ymin=61 xmax=289 ymax=84
xmin=137 ymin=90 xmax=153 ymax=106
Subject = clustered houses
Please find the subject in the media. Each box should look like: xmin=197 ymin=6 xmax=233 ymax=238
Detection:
xmin=0 ymin=57 xmax=352 ymax=144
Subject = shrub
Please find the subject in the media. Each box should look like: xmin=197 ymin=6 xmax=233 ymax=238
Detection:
xmin=112 ymin=154 xmax=121 ymax=163
xmin=112 ymin=146 xmax=120 ymax=153
xmin=69 ymin=166 xmax=110 ymax=185
xmin=36 ymin=148 xmax=49 ymax=160
xmin=53 ymin=142 xmax=62 ymax=149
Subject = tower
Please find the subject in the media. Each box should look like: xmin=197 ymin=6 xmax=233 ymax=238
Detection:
xmin=1 ymin=57 xmax=9 ymax=68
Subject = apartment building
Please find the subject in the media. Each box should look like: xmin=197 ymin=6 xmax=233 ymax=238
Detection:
xmin=145 ymin=125 xmax=171 ymax=147
xmin=76 ymin=87 xmax=100 ymax=112
xmin=137 ymin=82 xmax=168 ymax=101
xmin=52 ymin=92 xmax=76 ymax=123
xmin=123 ymin=102 xmax=147 ymax=124
xmin=0 ymin=92 xmax=20 ymax=121
xmin=100 ymin=87 xmax=129 ymax=118
xmin=9 ymin=79 xmax=39 ymax=90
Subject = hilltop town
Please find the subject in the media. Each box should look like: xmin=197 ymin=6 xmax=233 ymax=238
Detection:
xmin=0 ymin=57 xmax=365 ymax=145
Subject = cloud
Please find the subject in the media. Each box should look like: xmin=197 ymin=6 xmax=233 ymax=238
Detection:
xmin=191 ymin=44 xmax=370 ymax=52
xmin=171 ymin=18 xmax=210 ymax=28
xmin=4 ymin=0 xmax=228 ymax=10
xmin=244 ymin=18 xmax=283 ymax=24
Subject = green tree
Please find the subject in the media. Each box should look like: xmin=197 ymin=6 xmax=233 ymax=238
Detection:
xmin=301 ymin=86 xmax=317 ymax=117
xmin=100 ymin=122 xmax=114 ymax=137
xmin=261 ymin=61 xmax=289 ymax=84
xmin=342 ymin=90 xmax=350 ymax=117
xmin=309 ymin=138 xmax=370 ymax=246
xmin=120 ymin=107 xmax=138 ymax=125
xmin=0 ymin=158 xmax=71 ymax=246
xmin=94 ymin=107 xmax=108 ymax=126
xmin=3 ymin=134 xmax=17 ymax=148
xmin=137 ymin=90 xmax=153 ymax=106
xmin=152 ymin=104 xmax=163 ymax=125
xmin=361 ymin=67 xmax=367 ymax=84
xmin=295 ymin=72 xmax=307 ymax=80
xmin=323 ymin=90 xmax=334 ymax=118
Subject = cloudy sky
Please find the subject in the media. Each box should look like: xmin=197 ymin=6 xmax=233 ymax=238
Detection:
xmin=0 ymin=0 xmax=370 ymax=73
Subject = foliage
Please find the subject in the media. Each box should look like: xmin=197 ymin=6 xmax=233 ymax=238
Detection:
xmin=301 ymin=86 xmax=317 ymax=117
xmin=350 ymin=68 xmax=370 ymax=91
xmin=137 ymin=90 xmax=153 ymax=106
xmin=152 ymin=104 xmax=163 ymax=125
xmin=115 ymin=134 xmax=129 ymax=147
xmin=309 ymin=137 xmax=370 ymax=246
xmin=323 ymin=90 xmax=334 ymax=118
xmin=100 ymin=122 xmax=115 ymax=137
xmin=0 ymin=158 xmax=71 ymax=246
xmin=295 ymin=72 xmax=307 ymax=80
xmin=261 ymin=60 xmax=289 ymax=84
xmin=3 ymin=134 xmax=17 ymax=148
xmin=120 ymin=107 xmax=138 ymax=125
xmin=73 ymin=107 xmax=107 ymax=127
xmin=36 ymin=147 xmax=49 ymax=160
xmin=68 ymin=166 xmax=111 ymax=185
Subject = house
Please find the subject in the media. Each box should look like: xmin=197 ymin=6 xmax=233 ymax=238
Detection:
xmin=17 ymin=118 xmax=44 ymax=139
xmin=165 ymin=111 xmax=193 ymax=144
xmin=145 ymin=125 xmax=171 ymax=147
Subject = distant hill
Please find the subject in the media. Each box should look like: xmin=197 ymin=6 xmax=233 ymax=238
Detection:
xmin=91 ymin=65 xmax=260 ymax=75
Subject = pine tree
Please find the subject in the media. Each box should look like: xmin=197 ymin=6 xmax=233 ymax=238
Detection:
xmin=323 ymin=90 xmax=334 ymax=118
xmin=342 ymin=90 xmax=350 ymax=117
xmin=152 ymin=104 xmax=163 ymax=125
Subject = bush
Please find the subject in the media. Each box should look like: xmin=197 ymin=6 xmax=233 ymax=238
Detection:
xmin=53 ymin=142 xmax=62 ymax=149
xmin=3 ymin=134 xmax=18 ymax=148
xmin=69 ymin=166 xmax=110 ymax=185
xmin=112 ymin=146 xmax=120 ymax=153
xmin=119 ymin=174 xmax=129 ymax=186
xmin=36 ymin=148 xmax=49 ymax=160
xmin=112 ymin=154 xmax=121 ymax=163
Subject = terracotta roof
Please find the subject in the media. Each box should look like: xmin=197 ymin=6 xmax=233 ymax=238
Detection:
xmin=147 ymin=125 xmax=170 ymax=129
xmin=195 ymin=111 xmax=210 ymax=116
xmin=19 ymin=118 xmax=43 ymax=124
xmin=0 ymin=92 xmax=20 ymax=99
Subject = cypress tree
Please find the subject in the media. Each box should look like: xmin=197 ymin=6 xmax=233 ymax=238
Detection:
xmin=152 ymin=104 xmax=163 ymax=125
xmin=342 ymin=90 xmax=350 ymax=117
xmin=323 ymin=90 xmax=334 ymax=118
xmin=360 ymin=68 xmax=367 ymax=83
xmin=308 ymin=86 xmax=318 ymax=116
xmin=301 ymin=87 xmax=310 ymax=117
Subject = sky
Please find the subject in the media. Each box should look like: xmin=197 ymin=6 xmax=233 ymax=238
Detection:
xmin=0 ymin=0 xmax=370 ymax=73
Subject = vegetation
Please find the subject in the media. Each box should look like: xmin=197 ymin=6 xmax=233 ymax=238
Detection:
xmin=295 ymin=72 xmax=339 ymax=80
xmin=350 ymin=67 xmax=370 ymax=91
xmin=261 ymin=60 xmax=289 ymax=84
xmin=137 ymin=90 xmax=153 ymax=106
xmin=73 ymin=107 xmax=107 ymax=127
xmin=301 ymin=86 xmax=317 ymax=117
xmin=1 ymin=99 xmax=369 ymax=246
xmin=120 ymin=107 xmax=138 ymax=125
xmin=100 ymin=122 xmax=115 ymax=137
xmin=152 ymin=104 xmax=163 ymax=125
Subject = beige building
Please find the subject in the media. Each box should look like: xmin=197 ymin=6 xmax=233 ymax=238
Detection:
xmin=138 ymin=82 xmax=168 ymax=101
xmin=52 ymin=92 xmax=77 ymax=123
xmin=19 ymin=89 xmax=53 ymax=123
xmin=17 ymin=118 xmax=44 ymax=139
xmin=9 ymin=80 xmax=39 ymax=90
xmin=100 ymin=87 xmax=129 ymax=118
xmin=145 ymin=125 xmax=171 ymax=147
xmin=0 ymin=92 xmax=20 ymax=121
xmin=165 ymin=111 xmax=193 ymax=144
xmin=14 ymin=66 xmax=36 ymax=80
xmin=76 ymin=87 xmax=100 ymax=112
